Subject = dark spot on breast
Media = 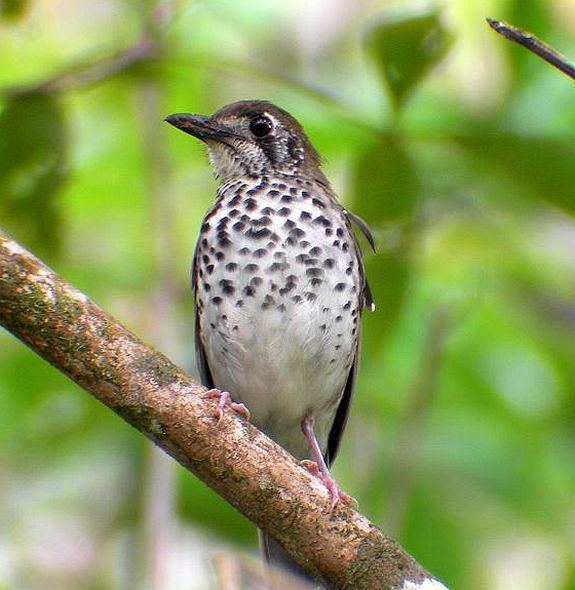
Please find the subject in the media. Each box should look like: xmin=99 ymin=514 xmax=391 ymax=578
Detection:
xmin=336 ymin=227 xmax=344 ymax=238
xmin=303 ymin=258 xmax=319 ymax=266
xmin=211 ymin=296 xmax=222 ymax=305
xmin=301 ymin=190 xmax=310 ymax=199
xmin=244 ymin=263 xmax=259 ymax=273
xmin=201 ymin=222 xmax=210 ymax=232
xmin=309 ymin=246 xmax=322 ymax=256
xmin=273 ymin=251 xmax=285 ymax=259
xmin=313 ymin=215 xmax=331 ymax=227
xmin=342 ymin=242 xmax=349 ymax=252
xmin=311 ymin=278 xmax=323 ymax=288
xmin=312 ymin=198 xmax=325 ymax=209
xmin=335 ymin=282 xmax=346 ymax=292
xmin=292 ymin=295 xmax=302 ymax=303
xmin=202 ymin=254 xmax=210 ymax=264
xmin=261 ymin=294 xmax=275 ymax=309
xmin=203 ymin=282 xmax=211 ymax=291
xmin=277 ymin=303 xmax=286 ymax=312
xmin=300 ymin=241 xmax=310 ymax=248
xmin=320 ymin=324 xmax=326 ymax=332
xmin=306 ymin=267 xmax=323 ymax=277
xmin=232 ymin=221 xmax=245 ymax=232
xmin=240 ymin=214 xmax=250 ymax=222
xmin=244 ymin=198 xmax=258 ymax=211
xmin=215 ymin=251 xmax=225 ymax=261
xmin=289 ymin=228 xmax=305 ymax=239
xmin=333 ymin=240 xmax=340 ymax=248
xmin=267 ymin=262 xmax=285 ymax=273
xmin=325 ymin=228 xmax=333 ymax=236
xmin=239 ymin=247 xmax=250 ymax=256
xmin=267 ymin=189 xmax=280 ymax=197
xmin=289 ymin=186 xmax=297 ymax=194
xmin=229 ymin=209 xmax=240 ymax=218
xmin=206 ymin=265 xmax=214 ymax=275
xmin=226 ymin=262 xmax=238 ymax=272
xmin=335 ymin=315 xmax=342 ymax=322
xmin=217 ymin=217 xmax=229 ymax=229
xmin=261 ymin=207 xmax=275 ymax=215
xmin=283 ymin=219 xmax=296 ymax=230
xmin=322 ymin=307 xmax=329 ymax=313
xmin=220 ymin=280 xmax=235 ymax=295
xmin=284 ymin=237 xmax=296 ymax=247
xmin=305 ymin=292 xmax=317 ymax=302
xmin=346 ymin=266 xmax=352 ymax=275
xmin=246 ymin=227 xmax=272 ymax=240
xmin=277 ymin=207 xmax=291 ymax=216
xmin=236 ymin=299 xmax=244 ymax=308
xmin=324 ymin=258 xmax=335 ymax=269
xmin=281 ymin=194 xmax=293 ymax=203
xmin=201 ymin=238 xmax=208 ymax=248
xmin=253 ymin=248 xmax=268 ymax=258
xmin=253 ymin=216 xmax=272 ymax=226
xmin=227 ymin=195 xmax=241 ymax=207
xmin=343 ymin=301 xmax=351 ymax=310
xmin=300 ymin=211 xmax=312 ymax=221
xmin=296 ymin=254 xmax=307 ymax=264
xmin=250 ymin=276 xmax=263 ymax=287
xmin=243 ymin=285 xmax=255 ymax=297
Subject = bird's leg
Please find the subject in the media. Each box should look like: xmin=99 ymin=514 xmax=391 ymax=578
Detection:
xmin=204 ymin=389 xmax=250 ymax=423
xmin=300 ymin=414 xmax=356 ymax=508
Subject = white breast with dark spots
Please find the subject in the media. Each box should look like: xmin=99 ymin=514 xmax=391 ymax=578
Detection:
xmin=195 ymin=177 xmax=362 ymax=458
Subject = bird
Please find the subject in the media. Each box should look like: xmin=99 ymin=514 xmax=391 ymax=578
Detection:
xmin=165 ymin=100 xmax=374 ymax=587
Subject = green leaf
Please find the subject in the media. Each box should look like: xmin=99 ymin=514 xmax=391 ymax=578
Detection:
xmin=365 ymin=7 xmax=453 ymax=111
xmin=0 ymin=0 xmax=30 ymax=20
xmin=351 ymin=131 xmax=420 ymax=224
xmin=454 ymin=128 xmax=575 ymax=217
xmin=0 ymin=93 xmax=68 ymax=259
xmin=350 ymin=132 xmax=421 ymax=359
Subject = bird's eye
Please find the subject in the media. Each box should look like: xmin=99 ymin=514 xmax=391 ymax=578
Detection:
xmin=249 ymin=116 xmax=274 ymax=138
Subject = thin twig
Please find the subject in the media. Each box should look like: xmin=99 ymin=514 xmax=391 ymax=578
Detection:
xmin=487 ymin=18 xmax=575 ymax=81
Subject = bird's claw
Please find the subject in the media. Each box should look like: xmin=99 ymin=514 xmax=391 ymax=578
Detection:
xmin=204 ymin=389 xmax=250 ymax=423
xmin=300 ymin=459 xmax=357 ymax=508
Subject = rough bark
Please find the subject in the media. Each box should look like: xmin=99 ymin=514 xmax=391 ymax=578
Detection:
xmin=0 ymin=228 xmax=448 ymax=590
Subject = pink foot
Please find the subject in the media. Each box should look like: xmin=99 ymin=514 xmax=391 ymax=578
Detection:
xmin=204 ymin=389 xmax=250 ymax=423
xmin=300 ymin=460 xmax=357 ymax=508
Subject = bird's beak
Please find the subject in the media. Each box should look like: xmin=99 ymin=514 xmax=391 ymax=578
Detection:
xmin=164 ymin=113 xmax=233 ymax=142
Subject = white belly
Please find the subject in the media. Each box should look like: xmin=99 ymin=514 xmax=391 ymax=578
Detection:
xmin=195 ymin=179 xmax=361 ymax=458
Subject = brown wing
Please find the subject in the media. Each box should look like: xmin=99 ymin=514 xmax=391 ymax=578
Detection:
xmin=326 ymin=336 xmax=361 ymax=466
xmin=326 ymin=209 xmax=375 ymax=465
xmin=191 ymin=240 xmax=215 ymax=388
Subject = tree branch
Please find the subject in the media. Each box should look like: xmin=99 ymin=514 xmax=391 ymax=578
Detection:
xmin=0 ymin=228 xmax=449 ymax=590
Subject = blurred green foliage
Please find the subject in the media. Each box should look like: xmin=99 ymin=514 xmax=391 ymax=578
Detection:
xmin=1 ymin=1 xmax=575 ymax=589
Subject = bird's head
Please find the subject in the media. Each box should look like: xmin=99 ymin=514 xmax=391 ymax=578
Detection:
xmin=165 ymin=100 xmax=324 ymax=183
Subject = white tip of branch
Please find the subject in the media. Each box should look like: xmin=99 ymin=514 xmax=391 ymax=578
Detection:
xmin=401 ymin=579 xmax=450 ymax=590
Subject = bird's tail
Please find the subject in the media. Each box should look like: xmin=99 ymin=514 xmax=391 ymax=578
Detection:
xmin=258 ymin=530 xmax=324 ymax=589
